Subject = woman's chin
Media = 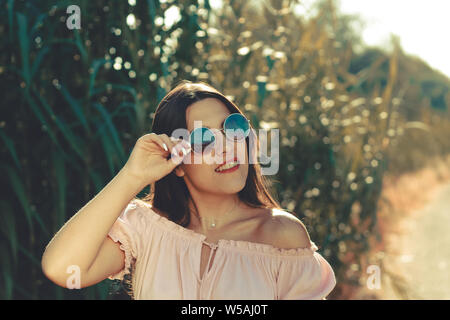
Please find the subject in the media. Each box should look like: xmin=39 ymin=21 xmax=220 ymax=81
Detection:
xmin=216 ymin=180 xmax=247 ymax=194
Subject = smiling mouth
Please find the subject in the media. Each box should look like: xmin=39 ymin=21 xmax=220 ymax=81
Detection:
xmin=215 ymin=158 xmax=240 ymax=173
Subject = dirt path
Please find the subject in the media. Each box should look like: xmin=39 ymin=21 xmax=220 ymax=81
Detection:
xmin=351 ymin=155 xmax=450 ymax=299
xmin=397 ymin=182 xmax=450 ymax=299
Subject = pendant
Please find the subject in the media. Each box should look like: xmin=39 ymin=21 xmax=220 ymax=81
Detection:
xmin=210 ymin=222 xmax=216 ymax=228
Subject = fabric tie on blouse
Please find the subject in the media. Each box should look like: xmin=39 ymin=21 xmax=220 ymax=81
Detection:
xmin=107 ymin=199 xmax=337 ymax=300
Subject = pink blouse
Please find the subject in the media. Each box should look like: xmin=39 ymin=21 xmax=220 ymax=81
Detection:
xmin=107 ymin=199 xmax=337 ymax=300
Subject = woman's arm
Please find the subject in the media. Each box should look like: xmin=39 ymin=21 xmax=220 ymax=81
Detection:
xmin=41 ymin=133 xmax=189 ymax=288
xmin=41 ymin=166 xmax=147 ymax=288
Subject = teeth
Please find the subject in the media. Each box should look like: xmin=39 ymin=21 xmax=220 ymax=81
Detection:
xmin=216 ymin=161 xmax=238 ymax=172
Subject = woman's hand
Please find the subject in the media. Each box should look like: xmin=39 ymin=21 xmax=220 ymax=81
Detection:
xmin=123 ymin=133 xmax=191 ymax=186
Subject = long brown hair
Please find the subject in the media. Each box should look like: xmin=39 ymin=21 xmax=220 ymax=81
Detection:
xmin=141 ymin=80 xmax=280 ymax=226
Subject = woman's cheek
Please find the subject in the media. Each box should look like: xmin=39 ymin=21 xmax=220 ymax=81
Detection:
xmin=202 ymin=152 xmax=217 ymax=165
xmin=240 ymin=163 xmax=249 ymax=181
xmin=186 ymin=162 xmax=217 ymax=181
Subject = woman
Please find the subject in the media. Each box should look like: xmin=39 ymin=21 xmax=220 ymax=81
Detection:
xmin=41 ymin=81 xmax=336 ymax=300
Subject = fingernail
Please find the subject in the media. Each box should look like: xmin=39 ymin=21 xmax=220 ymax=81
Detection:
xmin=181 ymin=140 xmax=191 ymax=150
xmin=163 ymin=143 xmax=168 ymax=152
xmin=171 ymin=150 xmax=183 ymax=164
xmin=171 ymin=147 xmax=179 ymax=158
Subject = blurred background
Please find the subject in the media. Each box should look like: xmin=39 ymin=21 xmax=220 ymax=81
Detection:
xmin=1 ymin=0 xmax=449 ymax=300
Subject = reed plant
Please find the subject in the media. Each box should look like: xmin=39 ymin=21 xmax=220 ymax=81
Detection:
xmin=0 ymin=0 xmax=448 ymax=299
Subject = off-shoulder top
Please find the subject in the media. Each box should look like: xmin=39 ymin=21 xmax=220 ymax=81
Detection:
xmin=107 ymin=199 xmax=337 ymax=300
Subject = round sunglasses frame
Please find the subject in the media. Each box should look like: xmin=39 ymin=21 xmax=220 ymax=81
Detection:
xmin=189 ymin=113 xmax=251 ymax=154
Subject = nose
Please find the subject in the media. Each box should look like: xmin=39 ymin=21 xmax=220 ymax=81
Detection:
xmin=211 ymin=129 xmax=236 ymax=160
xmin=223 ymin=131 xmax=237 ymax=156
xmin=219 ymin=130 xmax=245 ymax=163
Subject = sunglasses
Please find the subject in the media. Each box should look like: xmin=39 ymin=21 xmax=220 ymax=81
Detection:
xmin=189 ymin=113 xmax=250 ymax=153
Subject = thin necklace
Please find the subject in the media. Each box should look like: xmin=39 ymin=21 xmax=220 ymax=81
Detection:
xmin=196 ymin=199 xmax=239 ymax=229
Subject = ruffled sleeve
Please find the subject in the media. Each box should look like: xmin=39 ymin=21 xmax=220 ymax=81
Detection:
xmin=276 ymin=242 xmax=336 ymax=300
xmin=107 ymin=199 xmax=144 ymax=281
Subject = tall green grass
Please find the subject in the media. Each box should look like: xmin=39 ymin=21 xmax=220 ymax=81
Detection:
xmin=0 ymin=0 xmax=448 ymax=299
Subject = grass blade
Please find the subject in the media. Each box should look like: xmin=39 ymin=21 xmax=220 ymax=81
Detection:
xmin=30 ymin=45 xmax=50 ymax=80
xmin=7 ymin=0 xmax=14 ymax=41
xmin=0 ymin=128 xmax=23 ymax=171
xmin=0 ymin=246 xmax=14 ymax=299
xmin=147 ymin=0 xmax=156 ymax=27
xmin=88 ymin=168 xmax=104 ymax=192
xmin=0 ymin=164 xmax=49 ymax=235
xmin=16 ymin=12 xmax=30 ymax=84
xmin=88 ymin=58 xmax=111 ymax=98
xmin=109 ymin=84 xmax=137 ymax=100
xmin=17 ymin=242 xmax=41 ymax=268
xmin=0 ymin=200 xmax=18 ymax=265
xmin=73 ymin=29 xmax=88 ymax=63
xmin=24 ymin=91 xmax=59 ymax=147
xmin=33 ymin=90 xmax=86 ymax=160
xmin=98 ymin=125 xmax=116 ymax=176
xmin=92 ymin=102 xmax=126 ymax=163
xmin=52 ymin=150 xmax=67 ymax=228
xmin=0 ymin=164 xmax=32 ymax=229
xmin=59 ymin=84 xmax=90 ymax=134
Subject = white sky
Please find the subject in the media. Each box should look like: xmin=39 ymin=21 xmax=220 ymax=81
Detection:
xmin=338 ymin=0 xmax=450 ymax=78
xmin=199 ymin=0 xmax=450 ymax=78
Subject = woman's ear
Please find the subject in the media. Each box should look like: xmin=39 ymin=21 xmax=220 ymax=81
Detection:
xmin=174 ymin=165 xmax=185 ymax=177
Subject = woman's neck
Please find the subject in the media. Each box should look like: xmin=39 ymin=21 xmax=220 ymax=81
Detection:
xmin=188 ymin=193 xmax=245 ymax=232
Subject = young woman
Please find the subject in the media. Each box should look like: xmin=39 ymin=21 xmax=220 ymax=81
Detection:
xmin=41 ymin=81 xmax=336 ymax=299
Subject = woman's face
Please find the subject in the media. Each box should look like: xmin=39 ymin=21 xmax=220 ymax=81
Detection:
xmin=178 ymin=98 xmax=249 ymax=196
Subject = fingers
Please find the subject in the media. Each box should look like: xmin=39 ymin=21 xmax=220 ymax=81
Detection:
xmin=138 ymin=133 xmax=165 ymax=152
xmin=158 ymin=134 xmax=175 ymax=154
xmin=159 ymin=134 xmax=192 ymax=158
xmin=140 ymin=133 xmax=176 ymax=154
xmin=167 ymin=138 xmax=191 ymax=166
xmin=141 ymin=133 xmax=191 ymax=164
xmin=170 ymin=136 xmax=191 ymax=157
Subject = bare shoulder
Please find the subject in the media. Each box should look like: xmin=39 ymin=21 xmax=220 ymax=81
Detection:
xmin=133 ymin=198 xmax=149 ymax=207
xmin=134 ymin=199 xmax=169 ymax=218
xmin=262 ymin=208 xmax=312 ymax=249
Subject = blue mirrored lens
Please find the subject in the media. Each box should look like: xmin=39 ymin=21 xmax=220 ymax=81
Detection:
xmin=224 ymin=113 xmax=250 ymax=140
xmin=190 ymin=127 xmax=215 ymax=152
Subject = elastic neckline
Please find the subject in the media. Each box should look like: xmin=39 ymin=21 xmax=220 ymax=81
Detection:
xmin=133 ymin=199 xmax=319 ymax=256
